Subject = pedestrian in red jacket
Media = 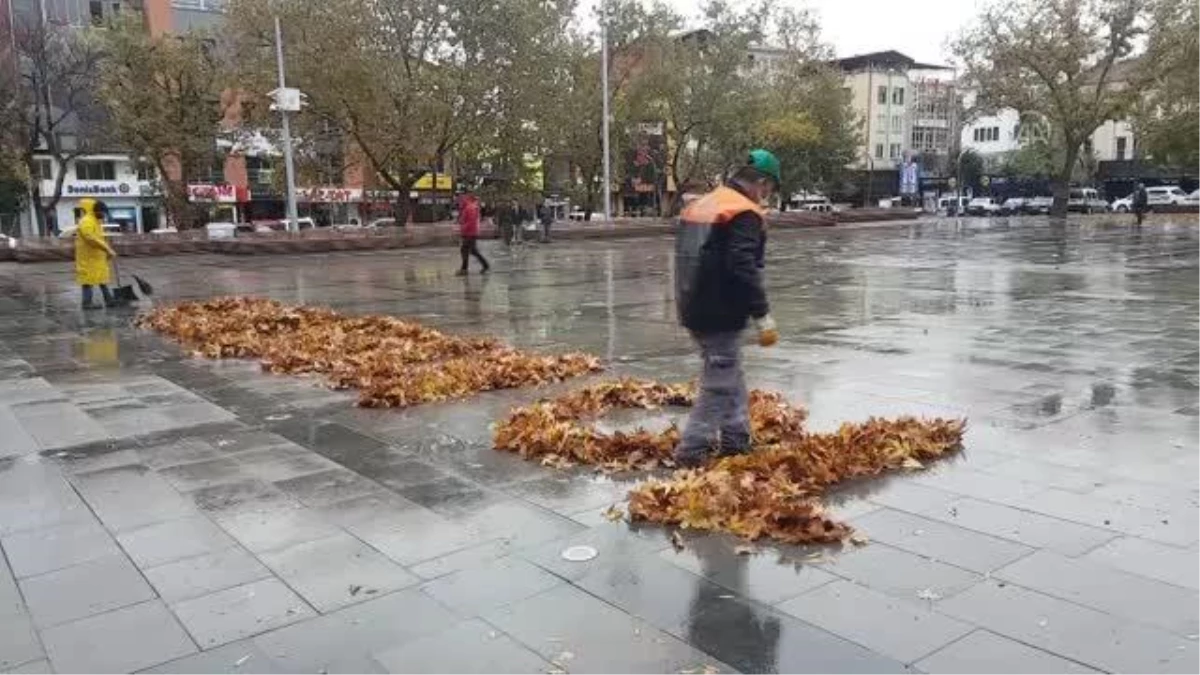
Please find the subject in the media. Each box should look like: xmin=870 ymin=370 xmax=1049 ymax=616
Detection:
xmin=456 ymin=191 xmax=489 ymax=275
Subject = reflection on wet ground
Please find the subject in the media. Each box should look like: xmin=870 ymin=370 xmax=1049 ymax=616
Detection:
xmin=0 ymin=215 xmax=1197 ymax=673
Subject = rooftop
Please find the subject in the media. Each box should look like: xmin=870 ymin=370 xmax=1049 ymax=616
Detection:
xmin=833 ymin=49 xmax=952 ymax=72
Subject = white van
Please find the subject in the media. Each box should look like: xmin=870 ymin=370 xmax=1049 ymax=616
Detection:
xmin=936 ymin=196 xmax=970 ymax=214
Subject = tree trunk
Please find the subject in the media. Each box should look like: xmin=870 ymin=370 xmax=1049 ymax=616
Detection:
xmin=29 ymin=186 xmax=49 ymax=236
xmin=1051 ymin=143 xmax=1078 ymax=217
xmin=391 ymin=198 xmax=411 ymax=227
xmin=162 ymin=180 xmax=193 ymax=229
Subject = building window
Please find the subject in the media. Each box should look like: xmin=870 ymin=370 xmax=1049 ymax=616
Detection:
xmin=136 ymin=162 xmax=157 ymax=181
xmin=33 ymin=159 xmax=53 ymax=181
xmin=76 ymin=160 xmax=115 ymax=181
xmin=1116 ymin=136 xmax=1127 ymax=161
xmin=892 ymin=87 xmax=905 ymax=105
xmin=889 ymin=143 xmax=901 ymax=159
xmin=891 ymin=115 xmax=903 ymax=132
xmin=877 ymin=85 xmax=887 ymax=104
xmin=875 ymin=143 xmax=884 ymax=159
xmin=991 ymin=126 xmax=1000 ymax=141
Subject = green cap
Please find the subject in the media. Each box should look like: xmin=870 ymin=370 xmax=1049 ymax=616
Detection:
xmin=747 ymin=148 xmax=781 ymax=185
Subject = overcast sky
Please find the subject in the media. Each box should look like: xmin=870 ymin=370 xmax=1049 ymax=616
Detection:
xmin=580 ymin=0 xmax=986 ymax=66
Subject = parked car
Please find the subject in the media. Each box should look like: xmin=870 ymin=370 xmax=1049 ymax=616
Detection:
xmin=999 ymin=197 xmax=1028 ymax=215
xmin=1022 ymin=196 xmax=1054 ymax=215
xmin=1067 ymin=188 xmax=1108 ymax=214
xmin=790 ymin=193 xmax=836 ymax=213
xmin=936 ymin=196 xmax=971 ymax=215
xmin=1184 ymin=189 xmax=1200 ymax=206
xmin=1146 ymin=185 xmax=1189 ymax=207
xmin=567 ymin=208 xmax=586 ymax=221
xmin=366 ymin=217 xmax=398 ymax=228
xmin=1110 ymin=194 xmax=1134 ymax=213
xmin=966 ymin=197 xmax=1002 ymax=216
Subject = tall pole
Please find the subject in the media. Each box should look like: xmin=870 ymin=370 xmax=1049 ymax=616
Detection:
xmin=600 ymin=1 xmax=612 ymax=223
xmin=274 ymin=17 xmax=300 ymax=232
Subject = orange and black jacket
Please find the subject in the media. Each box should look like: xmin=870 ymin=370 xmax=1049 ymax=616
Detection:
xmin=674 ymin=184 xmax=769 ymax=333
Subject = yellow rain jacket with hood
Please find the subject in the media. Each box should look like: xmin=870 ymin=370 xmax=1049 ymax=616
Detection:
xmin=74 ymin=198 xmax=115 ymax=286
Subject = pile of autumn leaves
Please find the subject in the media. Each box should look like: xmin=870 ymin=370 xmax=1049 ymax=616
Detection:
xmin=137 ymin=297 xmax=601 ymax=407
xmin=142 ymin=297 xmax=965 ymax=545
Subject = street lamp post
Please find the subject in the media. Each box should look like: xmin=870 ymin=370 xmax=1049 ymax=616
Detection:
xmin=600 ymin=1 xmax=612 ymax=223
xmin=273 ymin=17 xmax=300 ymax=233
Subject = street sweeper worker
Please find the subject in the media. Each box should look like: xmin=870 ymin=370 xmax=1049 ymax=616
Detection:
xmin=673 ymin=148 xmax=781 ymax=467
xmin=74 ymin=197 xmax=118 ymax=310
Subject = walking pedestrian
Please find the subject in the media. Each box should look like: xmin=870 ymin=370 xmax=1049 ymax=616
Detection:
xmin=1132 ymin=182 xmax=1149 ymax=226
xmin=74 ymin=198 xmax=118 ymax=310
xmin=498 ymin=198 xmax=519 ymax=246
xmin=455 ymin=191 xmax=489 ymax=276
xmin=538 ymin=199 xmax=554 ymax=243
xmin=673 ymin=149 xmax=782 ymax=467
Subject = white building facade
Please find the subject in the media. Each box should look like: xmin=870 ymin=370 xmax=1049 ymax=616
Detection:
xmin=29 ymin=154 xmax=162 ymax=235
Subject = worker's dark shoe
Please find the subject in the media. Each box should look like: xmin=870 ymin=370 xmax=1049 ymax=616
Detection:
xmin=455 ymin=269 xmax=467 ymax=277
xmin=81 ymin=303 xmax=103 ymax=311
xmin=718 ymin=431 xmax=752 ymax=457
xmin=673 ymin=446 xmax=709 ymax=469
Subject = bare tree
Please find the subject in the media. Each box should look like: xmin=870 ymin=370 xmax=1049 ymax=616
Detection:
xmin=2 ymin=16 xmax=106 ymax=235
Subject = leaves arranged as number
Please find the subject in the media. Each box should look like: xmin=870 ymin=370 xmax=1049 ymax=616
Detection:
xmin=495 ymin=378 xmax=965 ymax=544
xmin=493 ymin=379 xmax=807 ymax=471
xmin=137 ymin=297 xmax=602 ymax=408
xmin=628 ymin=416 xmax=966 ymax=544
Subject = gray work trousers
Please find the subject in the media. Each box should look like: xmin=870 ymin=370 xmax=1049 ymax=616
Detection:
xmin=678 ymin=330 xmax=750 ymax=460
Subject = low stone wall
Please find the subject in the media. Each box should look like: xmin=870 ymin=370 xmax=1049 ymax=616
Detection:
xmin=5 ymin=208 xmax=917 ymax=262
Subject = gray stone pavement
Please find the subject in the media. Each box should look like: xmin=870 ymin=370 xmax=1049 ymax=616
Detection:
xmin=0 ymin=215 xmax=1197 ymax=673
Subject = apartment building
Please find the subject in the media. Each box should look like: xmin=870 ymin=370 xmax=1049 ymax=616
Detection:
xmin=833 ymin=50 xmax=955 ymax=202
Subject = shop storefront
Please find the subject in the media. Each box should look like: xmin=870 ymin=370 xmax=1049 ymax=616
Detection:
xmin=187 ymin=183 xmax=250 ymax=224
xmin=296 ymin=187 xmax=363 ymax=226
xmin=52 ymin=181 xmax=161 ymax=234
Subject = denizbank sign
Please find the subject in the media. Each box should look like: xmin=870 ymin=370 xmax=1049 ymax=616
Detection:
xmin=65 ymin=183 xmax=132 ymax=196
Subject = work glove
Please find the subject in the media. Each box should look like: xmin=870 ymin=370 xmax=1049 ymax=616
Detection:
xmin=754 ymin=314 xmax=778 ymax=347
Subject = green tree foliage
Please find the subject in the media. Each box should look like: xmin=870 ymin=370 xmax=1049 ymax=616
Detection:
xmin=538 ymin=0 xmax=682 ymax=216
xmin=226 ymin=0 xmax=574 ymax=222
xmin=1130 ymin=0 xmax=1198 ymax=170
xmin=93 ymin=14 xmax=232 ymax=228
xmin=954 ymin=0 xmax=1148 ymax=215
xmin=753 ymin=7 xmax=858 ymax=200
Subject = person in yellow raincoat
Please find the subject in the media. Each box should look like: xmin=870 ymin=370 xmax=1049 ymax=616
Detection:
xmin=74 ymin=198 xmax=118 ymax=309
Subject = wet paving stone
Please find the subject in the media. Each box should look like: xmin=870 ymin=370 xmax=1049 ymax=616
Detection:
xmin=19 ymin=554 xmax=156 ymax=628
xmin=372 ymin=618 xmax=552 ymax=674
xmin=171 ymin=578 xmax=314 ymax=648
xmin=481 ymin=584 xmax=734 ymax=673
xmin=914 ymin=629 xmax=1096 ymax=673
xmin=0 ymin=519 xmax=121 ymax=579
xmin=420 ymin=556 xmax=562 ymax=616
xmin=2 ymin=217 xmax=1198 ymax=672
xmin=259 ymin=533 xmax=419 ymax=612
xmin=116 ymin=515 xmax=236 ymax=569
xmin=250 ymin=588 xmax=458 ymax=673
xmin=142 ymin=546 xmax=272 ymax=604
xmin=39 ymin=600 xmax=196 ymax=673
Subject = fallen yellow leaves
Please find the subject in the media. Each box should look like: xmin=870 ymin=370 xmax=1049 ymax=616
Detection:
xmin=631 ymin=415 xmax=964 ymax=544
xmin=494 ymin=378 xmax=965 ymax=545
xmin=137 ymin=297 xmax=602 ymax=407
xmin=493 ymin=379 xmax=807 ymax=471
